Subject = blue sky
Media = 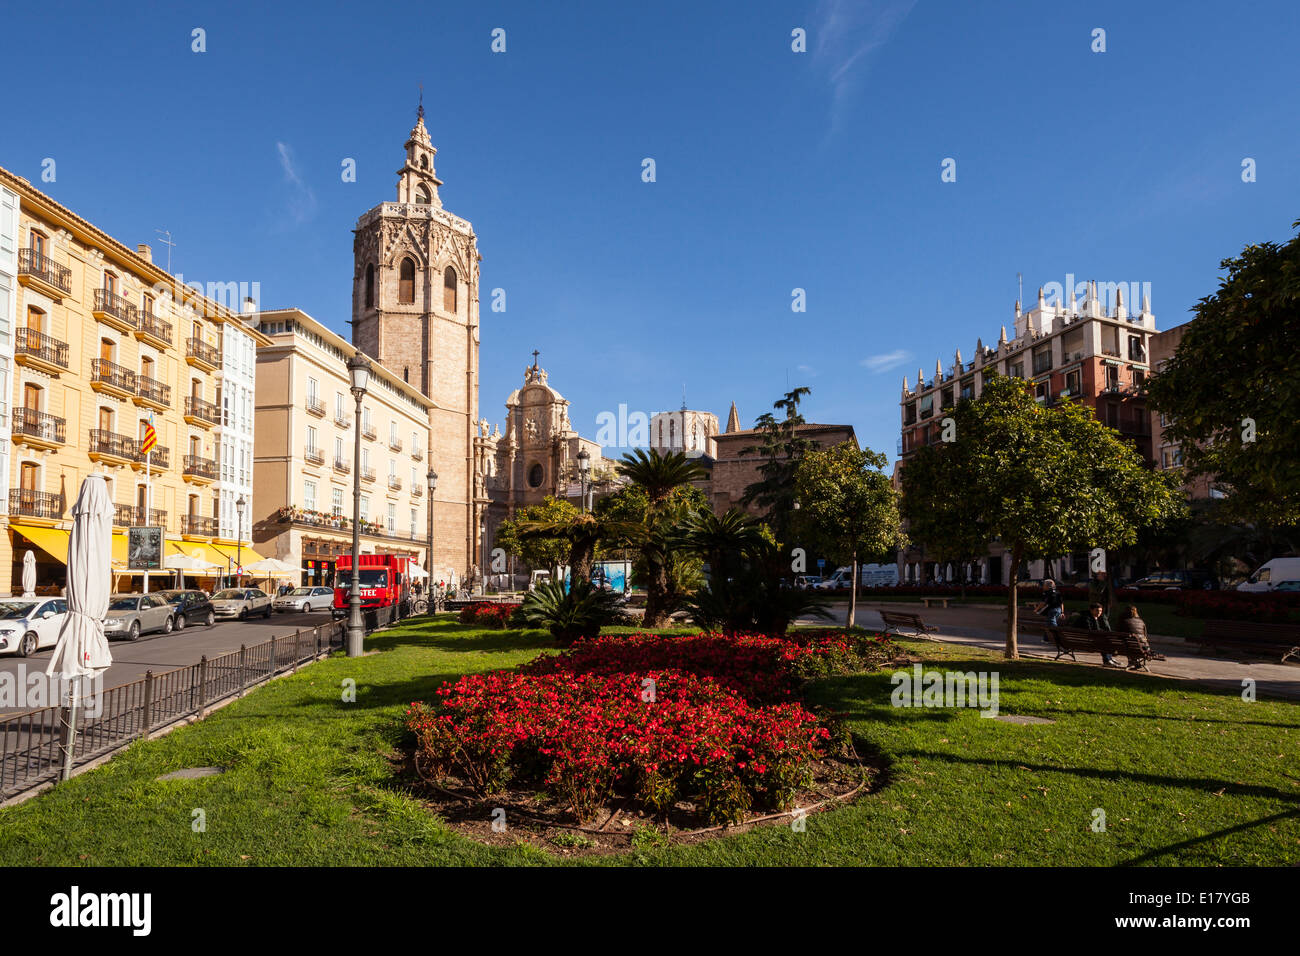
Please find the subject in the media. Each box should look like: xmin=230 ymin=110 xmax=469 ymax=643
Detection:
xmin=6 ymin=0 xmax=1297 ymax=463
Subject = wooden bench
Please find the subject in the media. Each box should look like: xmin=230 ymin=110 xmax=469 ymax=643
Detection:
xmin=879 ymin=609 xmax=937 ymax=640
xmin=1187 ymin=620 xmax=1300 ymax=664
xmin=1048 ymin=625 xmax=1157 ymax=671
xmin=920 ymin=596 xmax=951 ymax=609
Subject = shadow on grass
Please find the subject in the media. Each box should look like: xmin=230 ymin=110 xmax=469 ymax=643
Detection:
xmin=1119 ymin=807 xmax=1300 ymax=865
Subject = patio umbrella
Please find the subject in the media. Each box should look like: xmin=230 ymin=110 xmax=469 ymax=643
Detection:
xmin=21 ymin=550 xmax=36 ymax=597
xmin=407 ymin=563 xmax=429 ymax=580
xmin=46 ymin=475 xmax=113 ymax=782
xmin=165 ymin=551 xmax=222 ymax=590
xmin=243 ymin=556 xmax=298 ymax=575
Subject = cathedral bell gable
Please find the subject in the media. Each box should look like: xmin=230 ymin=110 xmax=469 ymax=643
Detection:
xmin=397 ymin=103 xmax=443 ymax=207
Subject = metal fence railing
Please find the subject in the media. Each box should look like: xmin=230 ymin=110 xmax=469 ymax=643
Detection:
xmin=0 ymin=606 xmax=399 ymax=801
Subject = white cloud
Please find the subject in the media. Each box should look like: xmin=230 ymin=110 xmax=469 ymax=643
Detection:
xmin=860 ymin=349 xmax=909 ymax=373
xmin=276 ymin=141 xmax=317 ymax=224
xmin=812 ymin=0 xmax=918 ymax=135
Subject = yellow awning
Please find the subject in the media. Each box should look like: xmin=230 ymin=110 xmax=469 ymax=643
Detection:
xmin=167 ymin=540 xmax=233 ymax=569
xmin=10 ymin=525 xmax=71 ymax=565
xmin=209 ymin=542 xmax=267 ymax=567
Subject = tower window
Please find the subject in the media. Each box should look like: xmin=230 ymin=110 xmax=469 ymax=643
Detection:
xmin=364 ymin=264 xmax=374 ymax=308
xmin=443 ymin=267 xmax=457 ymax=313
xmin=399 ymin=258 xmax=415 ymax=304
xmin=415 ymin=184 xmax=431 ymax=205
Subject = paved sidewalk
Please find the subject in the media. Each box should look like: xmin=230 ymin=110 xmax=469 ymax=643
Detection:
xmin=809 ymin=602 xmax=1300 ymax=702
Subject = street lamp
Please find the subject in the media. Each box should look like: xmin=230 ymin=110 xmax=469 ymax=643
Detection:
xmin=576 ymin=448 xmax=590 ymax=513
xmin=235 ymin=494 xmax=246 ymax=586
xmin=426 ymin=468 xmax=437 ymax=604
xmin=346 ymin=352 xmax=371 ymax=657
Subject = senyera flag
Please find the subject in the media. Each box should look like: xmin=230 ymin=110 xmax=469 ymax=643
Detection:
xmin=140 ymin=423 xmax=157 ymax=456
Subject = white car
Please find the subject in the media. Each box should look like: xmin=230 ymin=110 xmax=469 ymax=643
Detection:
xmin=0 ymin=597 xmax=69 ymax=657
xmin=210 ymin=588 xmax=273 ymax=620
xmin=273 ymin=586 xmax=335 ymax=613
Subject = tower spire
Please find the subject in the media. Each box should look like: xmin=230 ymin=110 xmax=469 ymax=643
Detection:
xmin=725 ymin=401 xmax=741 ymax=433
xmin=417 ymin=83 xmax=424 ymax=121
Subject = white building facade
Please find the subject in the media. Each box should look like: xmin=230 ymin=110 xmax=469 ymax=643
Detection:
xmin=0 ymin=186 xmax=16 ymax=523
xmin=216 ymin=317 xmax=258 ymax=544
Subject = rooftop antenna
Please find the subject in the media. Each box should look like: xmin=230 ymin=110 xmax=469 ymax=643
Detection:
xmin=154 ymin=228 xmax=176 ymax=273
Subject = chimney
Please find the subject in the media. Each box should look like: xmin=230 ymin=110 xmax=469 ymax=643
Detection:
xmin=136 ymin=243 xmax=152 ymax=263
xmin=241 ymin=296 xmax=256 ymax=314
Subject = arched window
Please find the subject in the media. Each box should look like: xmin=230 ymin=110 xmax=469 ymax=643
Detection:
xmin=415 ymin=184 xmax=431 ymax=205
xmin=527 ymin=463 xmax=544 ymax=488
xmin=443 ymin=267 xmax=457 ymax=313
xmin=364 ymin=264 xmax=375 ymax=308
xmin=399 ymin=258 xmax=415 ymax=304
xmin=420 ymin=155 xmax=428 ymax=170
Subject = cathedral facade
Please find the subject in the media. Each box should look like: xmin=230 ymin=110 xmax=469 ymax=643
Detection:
xmin=351 ymin=108 xmax=484 ymax=576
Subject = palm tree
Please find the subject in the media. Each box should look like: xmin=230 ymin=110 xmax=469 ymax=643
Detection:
xmin=617 ymin=449 xmax=707 ymax=626
xmin=680 ymin=508 xmax=766 ymax=583
xmin=515 ymin=512 xmax=635 ymax=588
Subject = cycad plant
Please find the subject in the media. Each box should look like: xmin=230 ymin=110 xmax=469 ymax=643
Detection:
xmin=516 ymin=578 xmax=622 ymax=646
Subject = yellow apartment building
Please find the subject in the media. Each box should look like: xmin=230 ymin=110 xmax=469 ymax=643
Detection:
xmin=247 ymin=308 xmax=433 ymax=586
xmin=0 ymin=166 xmax=272 ymax=593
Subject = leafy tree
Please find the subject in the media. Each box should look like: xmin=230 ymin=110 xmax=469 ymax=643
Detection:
xmin=899 ymin=374 xmax=1184 ymax=658
xmin=740 ymin=387 xmax=817 ymax=540
xmin=793 ymin=443 xmax=905 ymax=628
xmin=495 ymin=496 xmax=580 ymax=576
xmin=616 ymin=449 xmax=709 ymax=626
xmin=1145 ymin=220 xmax=1300 ymax=528
xmin=515 ymin=511 xmax=637 ymax=588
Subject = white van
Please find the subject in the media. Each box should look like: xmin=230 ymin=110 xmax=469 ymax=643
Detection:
xmin=1235 ymin=557 xmax=1300 ymax=593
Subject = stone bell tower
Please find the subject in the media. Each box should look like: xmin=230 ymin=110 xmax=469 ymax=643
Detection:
xmin=351 ymin=103 xmax=483 ymax=575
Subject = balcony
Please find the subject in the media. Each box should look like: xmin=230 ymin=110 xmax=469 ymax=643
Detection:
xmin=114 ymin=505 xmax=167 ymax=528
xmin=135 ymin=310 xmax=174 ymax=348
xmin=9 ymin=489 xmax=64 ymax=521
xmin=12 ymin=407 xmax=66 ymax=449
xmin=412 ymin=447 xmax=424 ymax=461
xmin=412 ymin=484 xmax=424 ymax=497
xmin=387 ymin=475 xmax=402 ymax=491
xmin=88 ymin=429 xmax=137 ymax=465
xmin=181 ymin=515 xmax=217 ymax=538
xmin=334 ymin=411 xmax=352 ymax=428
xmin=132 ymin=444 xmax=170 ymax=470
xmin=186 ymin=337 xmax=220 ymax=371
xmin=90 ymin=359 xmax=137 ymax=399
xmin=333 ymin=457 xmax=351 ymax=474
xmin=17 ymin=248 xmax=72 ymax=300
xmin=361 ymin=466 xmax=376 ymax=483
xmin=134 ymin=374 xmax=171 ymax=411
xmin=15 ymin=327 xmax=70 ymax=375
xmin=304 ymin=446 xmax=325 ymax=466
xmin=388 ymin=437 xmax=403 ymax=452
xmin=306 ymin=396 xmax=326 ymax=417
xmin=184 ymin=395 xmax=221 ymax=427
xmin=92 ymin=288 xmax=138 ymax=333
xmin=361 ymin=422 xmax=377 ymax=441
xmin=183 ymin=454 xmax=218 ymax=483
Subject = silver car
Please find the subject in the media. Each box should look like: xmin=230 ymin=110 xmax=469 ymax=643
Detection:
xmin=103 ymin=593 xmax=176 ymax=642
xmin=273 ymin=586 xmax=335 ymax=613
xmin=210 ymin=588 xmax=273 ymax=620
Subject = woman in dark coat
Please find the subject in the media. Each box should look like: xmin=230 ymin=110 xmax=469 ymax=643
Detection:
xmin=1117 ymin=605 xmax=1162 ymax=669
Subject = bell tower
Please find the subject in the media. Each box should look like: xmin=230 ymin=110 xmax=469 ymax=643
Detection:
xmin=351 ymin=103 xmax=483 ymax=576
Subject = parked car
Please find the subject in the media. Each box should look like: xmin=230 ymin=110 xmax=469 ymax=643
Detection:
xmin=157 ymin=589 xmax=216 ymax=629
xmin=273 ymin=586 xmax=335 ymax=613
xmin=210 ymin=588 xmax=273 ymax=620
xmin=793 ymin=575 xmax=823 ymax=590
xmin=0 ymin=597 xmax=68 ymax=657
xmin=103 ymin=593 xmax=176 ymax=641
xmin=1236 ymin=557 xmax=1300 ymax=593
xmin=1122 ymin=570 xmax=1216 ymax=591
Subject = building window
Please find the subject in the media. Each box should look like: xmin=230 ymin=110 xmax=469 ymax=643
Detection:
xmin=528 ymin=463 xmax=544 ymax=488
xmin=332 ymin=487 xmax=343 ymax=516
xmin=959 ymin=378 xmax=974 ymax=401
xmin=1128 ymin=335 xmax=1146 ymax=363
xmin=364 ymin=264 xmax=375 ymax=308
xmin=307 ymin=425 xmax=318 ymax=453
xmin=415 ymin=184 xmax=431 ymax=205
xmin=1031 ymin=345 xmax=1052 ymax=375
xmin=1010 ymin=362 xmax=1024 ymax=379
xmin=334 ymin=436 xmax=343 ymax=462
xmin=386 ymin=503 xmax=396 ymax=533
xmin=1064 ymin=370 xmax=1080 ymax=396
xmin=307 ymin=376 xmax=318 ymax=404
xmin=1105 ymin=364 xmax=1119 ymax=389
xmin=304 ymin=480 xmax=317 ymax=512
xmin=399 ymin=258 xmax=415 ymax=304
xmin=940 ymin=387 xmax=953 ymax=409
xmin=443 ymin=267 xmax=457 ymax=313
xmin=919 ymin=394 xmax=933 ymax=419
xmin=360 ymin=495 xmax=370 ymax=520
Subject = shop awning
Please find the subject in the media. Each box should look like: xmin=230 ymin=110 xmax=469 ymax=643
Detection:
xmin=167 ymin=540 xmax=234 ymax=569
xmin=10 ymin=524 xmax=71 ymax=564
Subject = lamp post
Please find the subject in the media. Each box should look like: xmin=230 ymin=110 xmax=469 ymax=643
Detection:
xmin=426 ymin=468 xmax=437 ymax=604
xmin=346 ymin=352 xmax=371 ymax=657
xmin=576 ymin=448 xmax=590 ymax=513
xmin=235 ymin=495 xmax=246 ymax=587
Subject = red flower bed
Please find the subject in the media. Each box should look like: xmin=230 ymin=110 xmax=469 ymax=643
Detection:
xmin=457 ymin=602 xmax=521 ymax=628
xmin=406 ymin=631 xmax=886 ymax=824
xmin=1173 ymin=590 xmax=1297 ymax=623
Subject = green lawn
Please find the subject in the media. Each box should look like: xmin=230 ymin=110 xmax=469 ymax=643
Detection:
xmin=1 ymin=616 xmax=1296 ymax=866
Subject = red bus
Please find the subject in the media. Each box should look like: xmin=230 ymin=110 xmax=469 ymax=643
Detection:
xmin=332 ymin=553 xmax=413 ymax=618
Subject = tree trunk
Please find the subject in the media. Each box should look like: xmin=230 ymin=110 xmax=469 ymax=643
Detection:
xmin=1005 ymin=541 xmax=1024 ymax=659
xmin=643 ymin=559 xmax=670 ymax=629
xmin=848 ymin=550 xmax=858 ymax=630
xmin=569 ymin=539 xmax=595 ymax=589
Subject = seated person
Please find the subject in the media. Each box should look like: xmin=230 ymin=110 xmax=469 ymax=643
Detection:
xmin=1071 ymin=602 xmax=1120 ymax=667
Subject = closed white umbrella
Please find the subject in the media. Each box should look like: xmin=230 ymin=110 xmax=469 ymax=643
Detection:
xmin=21 ymin=550 xmax=36 ymax=597
xmin=46 ymin=475 xmax=113 ymax=781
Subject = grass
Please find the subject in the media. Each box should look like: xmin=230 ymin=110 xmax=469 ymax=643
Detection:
xmin=1 ymin=615 xmax=1296 ymax=866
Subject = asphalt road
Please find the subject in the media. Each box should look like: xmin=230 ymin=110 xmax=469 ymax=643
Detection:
xmin=0 ymin=608 xmax=335 ymax=715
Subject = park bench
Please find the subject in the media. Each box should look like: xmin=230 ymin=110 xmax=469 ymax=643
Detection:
xmin=920 ymin=596 xmax=951 ymax=609
xmin=879 ymin=609 xmax=937 ymax=640
xmin=1186 ymin=620 xmax=1300 ymax=664
xmin=1047 ymin=625 xmax=1157 ymax=671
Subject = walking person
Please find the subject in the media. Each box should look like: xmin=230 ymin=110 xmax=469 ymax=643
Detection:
xmin=1034 ymin=578 xmax=1065 ymax=642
